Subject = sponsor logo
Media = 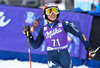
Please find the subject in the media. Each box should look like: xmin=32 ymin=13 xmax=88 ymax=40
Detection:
xmin=65 ymin=21 xmax=69 ymax=25
xmin=70 ymin=23 xmax=79 ymax=32
xmin=0 ymin=11 xmax=11 ymax=27
xmin=58 ymin=23 xmax=62 ymax=27
xmin=45 ymin=28 xmax=62 ymax=39
xmin=44 ymin=27 xmax=47 ymax=31
xmin=48 ymin=61 xmax=55 ymax=68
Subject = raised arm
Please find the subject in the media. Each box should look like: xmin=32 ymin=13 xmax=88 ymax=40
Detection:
xmin=23 ymin=25 xmax=44 ymax=49
xmin=29 ymin=27 xmax=44 ymax=49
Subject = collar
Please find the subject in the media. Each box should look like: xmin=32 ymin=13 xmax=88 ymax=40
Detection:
xmin=47 ymin=20 xmax=59 ymax=28
xmin=48 ymin=22 xmax=54 ymax=28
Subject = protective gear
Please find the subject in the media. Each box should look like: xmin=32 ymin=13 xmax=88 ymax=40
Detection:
xmin=45 ymin=7 xmax=59 ymax=15
xmin=42 ymin=3 xmax=59 ymax=22
xmin=87 ymin=48 xmax=96 ymax=59
xmin=23 ymin=25 xmax=32 ymax=38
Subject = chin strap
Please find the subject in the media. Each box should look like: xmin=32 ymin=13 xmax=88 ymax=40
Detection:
xmin=47 ymin=19 xmax=55 ymax=22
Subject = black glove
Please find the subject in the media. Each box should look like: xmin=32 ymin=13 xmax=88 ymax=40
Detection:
xmin=87 ymin=47 xmax=96 ymax=59
xmin=23 ymin=25 xmax=32 ymax=38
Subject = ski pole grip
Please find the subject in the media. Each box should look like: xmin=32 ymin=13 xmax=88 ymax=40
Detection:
xmin=26 ymin=31 xmax=29 ymax=37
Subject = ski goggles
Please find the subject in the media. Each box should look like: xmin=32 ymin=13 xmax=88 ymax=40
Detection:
xmin=45 ymin=7 xmax=59 ymax=15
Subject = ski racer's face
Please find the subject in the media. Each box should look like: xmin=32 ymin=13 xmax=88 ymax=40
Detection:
xmin=47 ymin=12 xmax=57 ymax=22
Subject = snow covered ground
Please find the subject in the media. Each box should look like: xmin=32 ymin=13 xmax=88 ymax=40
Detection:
xmin=0 ymin=59 xmax=89 ymax=68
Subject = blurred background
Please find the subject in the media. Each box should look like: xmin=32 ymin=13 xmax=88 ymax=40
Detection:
xmin=0 ymin=0 xmax=100 ymax=11
xmin=0 ymin=0 xmax=100 ymax=68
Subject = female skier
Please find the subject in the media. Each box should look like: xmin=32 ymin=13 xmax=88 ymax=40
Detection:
xmin=23 ymin=3 xmax=95 ymax=68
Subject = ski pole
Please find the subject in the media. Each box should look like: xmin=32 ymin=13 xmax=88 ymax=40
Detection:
xmin=95 ymin=46 xmax=100 ymax=53
xmin=27 ymin=31 xmax=32 ymax=68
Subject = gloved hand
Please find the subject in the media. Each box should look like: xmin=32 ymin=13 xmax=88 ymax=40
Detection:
xmin=23 ymin=25 xmax=32 ymax=38
xmin=87 ymin=48 xmax=96 ymax=59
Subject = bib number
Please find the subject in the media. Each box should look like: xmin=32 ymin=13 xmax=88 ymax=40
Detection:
xmin=51 ymin=39 xmax=61 ymax=47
